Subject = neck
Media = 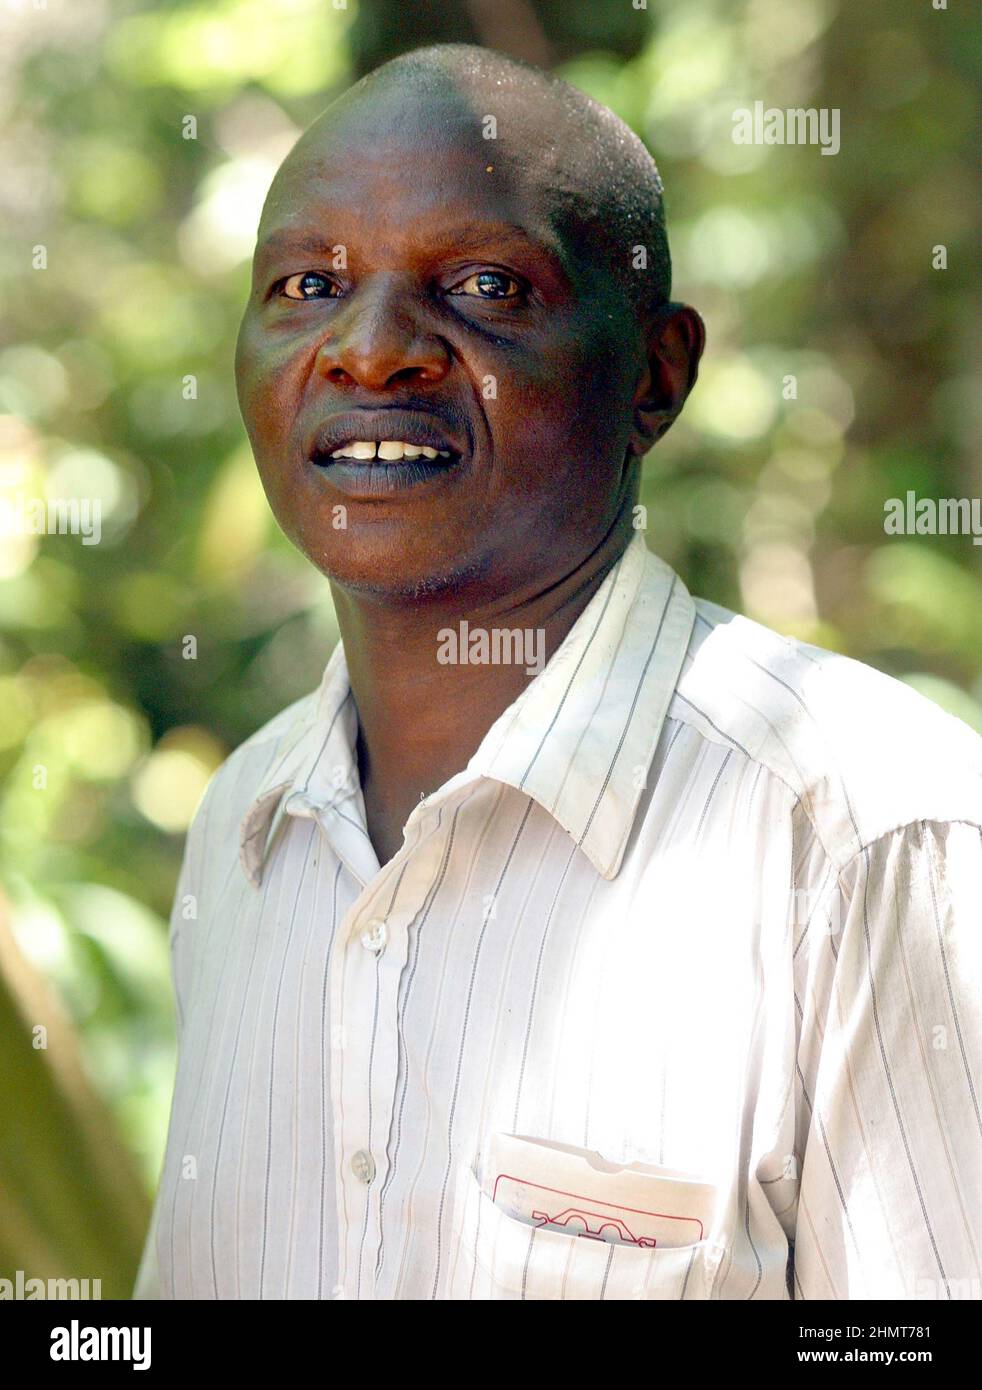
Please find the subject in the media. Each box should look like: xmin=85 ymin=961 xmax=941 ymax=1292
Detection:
xmin=330 ymin=510 xmax=638 ymax=859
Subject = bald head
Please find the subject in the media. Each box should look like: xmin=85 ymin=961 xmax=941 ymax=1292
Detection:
xmin=238 ymin=40 xmax=704 ymax=606
xmin=270 ymin=42 xmax=672 ymax=326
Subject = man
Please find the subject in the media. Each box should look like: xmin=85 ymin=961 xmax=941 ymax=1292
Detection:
xmin=134 ymin=44 xmax=982 ymax=1300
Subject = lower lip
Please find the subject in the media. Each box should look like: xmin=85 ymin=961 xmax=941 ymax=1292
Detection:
xmin=308 ymin=456 xmax=462 ymax=497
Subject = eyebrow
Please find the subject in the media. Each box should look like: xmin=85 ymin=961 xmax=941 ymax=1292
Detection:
xmin=255 ymin=231 xmax=338 ymax=264
xmin=254 ymin=220 xmax=572 ymax=284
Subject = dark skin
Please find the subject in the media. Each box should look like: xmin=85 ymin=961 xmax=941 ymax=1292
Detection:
xmin=235 ymin=77 xmax=704 ymax=866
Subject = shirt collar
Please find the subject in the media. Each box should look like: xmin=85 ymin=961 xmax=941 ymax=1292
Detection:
xmin=238 ymin=531 xmax=694 ymax=887
xmin=238 ymin=647 xmax=356 ymax=888
xmin=465 ymin=531 xmax=695 ymax=877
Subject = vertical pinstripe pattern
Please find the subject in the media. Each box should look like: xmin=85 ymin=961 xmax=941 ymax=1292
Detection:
xmin=132 ymin=532 xmax=982 ymax=1301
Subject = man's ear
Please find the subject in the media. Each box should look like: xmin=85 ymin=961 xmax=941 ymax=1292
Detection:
xmin=627 ymin=303 xmax=706 ymax=457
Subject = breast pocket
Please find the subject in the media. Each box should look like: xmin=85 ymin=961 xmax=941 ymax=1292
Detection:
xmin=442 ymin=1163 xmax=718 ymax=1301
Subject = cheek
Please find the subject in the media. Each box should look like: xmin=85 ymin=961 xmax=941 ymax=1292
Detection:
xmin=235 ymin=316 xmax=307 ymax=451
xmin=491 ymin=333 xmax=631 ymax=476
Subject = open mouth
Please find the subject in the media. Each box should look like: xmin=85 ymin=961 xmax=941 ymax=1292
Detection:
xmin=313 ymin=438 xmax=458 ymax=465
xmin=307 ymin=414 xmax=466 ymax=494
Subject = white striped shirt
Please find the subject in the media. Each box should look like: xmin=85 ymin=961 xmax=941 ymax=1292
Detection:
xmin=133 ymin=530 xmax=982 ymax=1300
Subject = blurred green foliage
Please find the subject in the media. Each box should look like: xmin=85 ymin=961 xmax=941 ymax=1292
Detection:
xmin=0 ymin=0 xmax=979 ymax=1293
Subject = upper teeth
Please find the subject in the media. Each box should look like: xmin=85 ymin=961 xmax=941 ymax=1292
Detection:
xmin=330 ymin=440 xmax=450 ymax=461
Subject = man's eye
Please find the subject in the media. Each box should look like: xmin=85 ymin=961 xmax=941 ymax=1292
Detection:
xmin=449 ymin=271 xmax=522 ymax=301
xmin=279 ymin=272 xmax=340 ymax=300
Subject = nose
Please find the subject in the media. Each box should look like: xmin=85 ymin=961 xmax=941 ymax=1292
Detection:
xmin=313 ymin=274 xmax=451 ymax=390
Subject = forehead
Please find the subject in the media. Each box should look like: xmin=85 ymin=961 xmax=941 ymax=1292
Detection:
xmin=256 ymin=82 xmax=594 ymax=275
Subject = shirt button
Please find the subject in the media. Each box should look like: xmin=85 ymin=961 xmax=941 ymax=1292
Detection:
xmin=351 ymin=1149 xmax=375 ymax=1184
xmin=360 ymin=917 xmax=387 ymax=954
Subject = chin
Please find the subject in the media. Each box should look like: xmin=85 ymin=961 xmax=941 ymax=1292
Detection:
xmin=293 ymin=525 xmax=493 ymax=604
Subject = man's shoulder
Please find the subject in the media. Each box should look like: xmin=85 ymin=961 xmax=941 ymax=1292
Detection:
xmin=672 ymin=597 xmax=982 ymax=868
xmin=189 ymin=685 xmax=323 ymax=843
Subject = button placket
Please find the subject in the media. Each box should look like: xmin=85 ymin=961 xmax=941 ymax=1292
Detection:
xmin=331 ymin=906 xmax=377 ymax=1297
xmin=330 ymin=807 xmax=452 ymax=1299
xmin=333 ymin=886 xmax=423 ymax=1298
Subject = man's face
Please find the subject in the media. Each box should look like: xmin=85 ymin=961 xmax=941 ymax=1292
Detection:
xmin=235 ymin=84 xmax=645 ymax=602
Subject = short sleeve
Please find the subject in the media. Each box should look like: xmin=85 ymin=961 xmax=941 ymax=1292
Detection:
xmin=793 ymin=819 xmax=982 ymax=1299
